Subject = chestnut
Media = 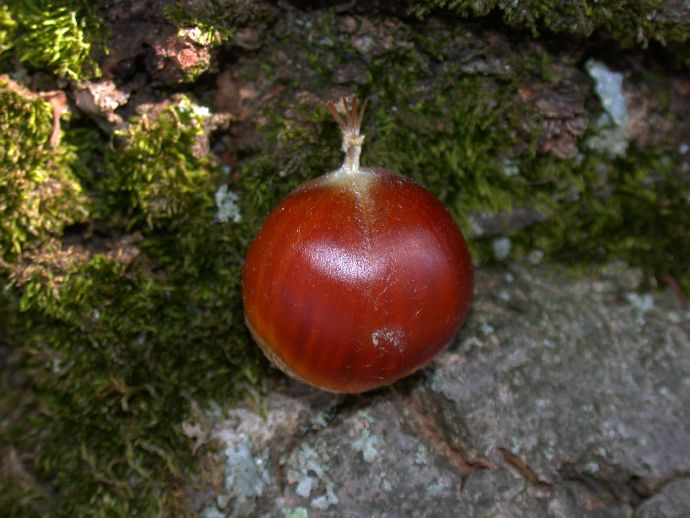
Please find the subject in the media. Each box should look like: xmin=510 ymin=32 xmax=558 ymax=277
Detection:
xmin=242 ymin=97 xmax=473 ymax=393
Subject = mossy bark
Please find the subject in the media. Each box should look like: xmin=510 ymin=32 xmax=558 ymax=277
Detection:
xmin=1 ymin=0 xmax=689 ymax=515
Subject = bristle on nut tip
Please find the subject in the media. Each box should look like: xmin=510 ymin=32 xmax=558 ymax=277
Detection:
xmin=325 ymin=95 xmax=368 ymax=135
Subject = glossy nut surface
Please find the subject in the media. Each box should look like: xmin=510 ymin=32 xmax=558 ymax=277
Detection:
xmin=242 ymin=168 xmax=473 ymax=393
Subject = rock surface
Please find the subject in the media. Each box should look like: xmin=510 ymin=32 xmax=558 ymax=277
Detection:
xmin=197 ymin=265 xmax=690 ymax=517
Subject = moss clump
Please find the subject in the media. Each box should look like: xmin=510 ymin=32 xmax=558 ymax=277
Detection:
xmin=0 ymin=0 xmax=104 ymax=80
xmin=103 ymin=97 xmax=215 ymax=226
xmin=408 ymin=1 xmax=690 ymax=48
xmin=1 ymin=95 xmax=264 ymax=515
xmin=514 ymin=151 xmax=690 ymax=292
xmin=2 ymin=251 xmax=246 ymax=515
xmin=0 ymin=5 xmax=16 ymax=56
xmin=0 ymin=76 xmax=89 ymax=258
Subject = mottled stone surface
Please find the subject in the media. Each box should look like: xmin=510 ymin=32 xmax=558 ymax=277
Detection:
xmin=635 ymin=478 xmax=690 ymax=518
xmin=197 ymin=265 xmax=690 ymax=517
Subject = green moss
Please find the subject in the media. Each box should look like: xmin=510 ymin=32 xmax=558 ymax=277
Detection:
xmin=0 ymin=76 xmax=89 ymax=258
xmin=2 ymin=94 xmax=264 ymax=515
xmin=102 ymin=96 xmax=215 ymax=227
xmin=2 ymin=250 xmax=258 ymax=515
xmin=0 ymin=5 xmax=17 ymax=56
xmin=512 ymin=151 xmax=690 ymax=292
xmin=408 ymin=1 xmax=690 ymax=48
xmin=0 ymin=0 xmax=104 ymax=80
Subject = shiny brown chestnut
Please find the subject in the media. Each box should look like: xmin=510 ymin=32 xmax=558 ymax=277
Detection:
xmin=242 ymin=97 xmax=473 ymax=393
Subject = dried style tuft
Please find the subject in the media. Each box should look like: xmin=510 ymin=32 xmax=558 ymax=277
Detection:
xmin=325 ymin=95 xmax=368 ymax=137
xmin=325 ymin=95 xmax=368 ymax=173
